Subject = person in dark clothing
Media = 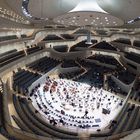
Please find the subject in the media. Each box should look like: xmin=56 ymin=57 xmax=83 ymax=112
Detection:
xmin=83 ymin=110 xmax=88 ymax=117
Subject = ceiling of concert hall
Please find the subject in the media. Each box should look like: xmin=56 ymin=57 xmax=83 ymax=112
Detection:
xmin=0 ymin=0 xmax=139 ymax=29
xmin=28 ymin=0 xmax=80 ymax=19
xmin=53 ymin=0 xmax=124 ymax=27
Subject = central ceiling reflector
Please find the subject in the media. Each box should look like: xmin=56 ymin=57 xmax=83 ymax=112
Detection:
xmin=54 ymin=0 xmax=124 ymax=27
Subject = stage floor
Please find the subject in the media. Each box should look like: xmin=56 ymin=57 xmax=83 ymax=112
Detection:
xmin=31 ymin=78 xmax=124 ymax=133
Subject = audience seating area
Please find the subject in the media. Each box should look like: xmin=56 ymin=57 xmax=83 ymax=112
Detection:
xmin=112 ymin=103 xmax=140 ymax=134
xmin=1 ymin=38 xmax=140 ymax=140
xmin=0 ymin=49 xmax=17 ymax=58
xmin=53 ymin=45 xmax=68 ymax=52
xmin=59 ymin=69 xmax=85 ymax=80
xmin=61 ymin=60 xmax=79 ymax=68
xmin=113 ymin=38 xmax=131 ymax=45
xmin=60 ymin=34 xmax=75 ymax=40
xmin=0 ymin=50 xmax=25 ymax=68
xmin=27 ymin=56 xmax=61 ymax=73
xmin=42 ymin=35 xmax=63 ymax=41
xmin=130 ymin=91 xmax=140 ymax=103
xmin=33 ymin=78 xmax=140 ymax=137
xmin=0 ymin=34 xmax=31 ymax=43
xmin=125 ymin=52 xmax=140 ymax=64
xmin=107 ymin=76 xmax=127 ymax=96
xmin=26 ymin=45 xmax=44 ymax=54
xmin=0 ymin=45 xmax=45 ymax=69
xmin=76 ymin=60 xmax=115 ymax=88
xmin=106 ymin=103 xmax=140 ymax=134
xmin=0 ymin=90 xmax=3 ymax=128
xmin=91 ymin=41 xmax=117 ymax=51
xmin=77 ymin=69 xmax=104 ymax=88
xmin=78 ymin=59 xmax=114 ymax=71
xmin=0 ymin=80 xmax=17 ymax=139
xmin=13 ymin=69 xmax=41 ymax=94
xmin=73 ymin=29 xmax=89 ymax=35
xmin=129 ymin=79 xmax=140 ymax=102
xmin=70 ymin=40 xmax=97 ymax=51
xmin=13 ymin=94 xmax=79 ymax=139
xmin=133 ymin=40 xmax=140 ymax=48
xmin=114 ymin=70 xmax=136 ymax=85
xmin=0 ymin=35 xmax=18 ymax=42
xmin=29 ymin=77 xmax=124 ymax=134
xmin=95 ymin=30 xmax=108 ymax=36
xmin=87 ymin=55 xmax=122 ymax=68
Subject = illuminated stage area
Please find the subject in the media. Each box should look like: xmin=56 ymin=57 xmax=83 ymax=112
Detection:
xmin=30 ymin=78 xmax=124 ymax=133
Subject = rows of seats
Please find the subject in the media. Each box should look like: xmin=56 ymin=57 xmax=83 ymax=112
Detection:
xmin=27 ymin=56 xmax=61 ymax=73
xmin=90 ymin=103 xmax=130 ymax=137
xmin=0 ymin=93 xmax=3 ymax=128
xmin=13 ymin=95 xmax=51 ymax=137
xmin=127 ymin=63 xmax=137 ymax=70
xmin=114 ymin=70 xmax=136 ymax=85
xmin=61 ymin=34 xmax=75 ymax=40
xmin=77 ymin=59 xmax=115 ymax=72
xmin=0 ymin=80 xmax=4 ymax=134
xmin=130 ymin=91 xmax=140 ymax=102
xmin=76 ymin=59 xmax=131 ymax=95
xmin=87 ymin=55 xmax=122 ymax=68
xmin=70 ymin=40 xmax=97 ymax=51
xmin=125 ymin=52 xmax=140 ymax=64
xmin=70 ymin=40 xmax=90 ymax=51
xmin=42 ymin=35 xmax=63 ymax=41
xmin=129 ymin=79 xmax=140 ymax=102
xmin=112 ymin=103 xmax=140 ymax=134
xmin=53 ymin=45 xmax=68 ymax=52
xmin=113 ymin=38 xmax=131 ymax=45
xmin=30 ymin=77 xmax=126 ymax=135
xmin=0 ymin=35 xmax=18 ymax=42
xmin=107 ymin=76 xmax=127 ymax=96
xmin=0 ymin=50 xmax=25 ymax=68
xmin=77 ymin=68 xmax=104 ymax=88
xmin=0 ymin=49 xmax=17 ymax=58
xmin=73 ymin=29 xmax=89 ymax=35
xmin=0 ymin=46 xmax=45 ymax=68
xmin=13 ymin=69 xmax=41 ymax=94
xmin=28 ymin=75 xmax=140 ymax=138
xmin=1 ymin=40 xmax=140 ymax=140
xmin=0 ymin=80 xmax=17 ymax=140
xmin=59 ymin=69 xmax=85 ymax=79
xmin=91 ymin=41 xmax=117 ymax=51
xmin=11 ymin=115 xmax=32 ymax=133
xmin=133 ymin=40 xmax=140 ymax=48
xmin=95 ymin=30 xmax=108 ymax=36
xmin=0 ymin=34 xmax=29 ymax=42
xmin=27 ymin=87 xmax=140 ymax=137
xmin=13 ymin=94 xmax=79 ymax=139
xmin=61 ymin=59 xmax=79 ymax=68
xmin=26 ymin=45 xmax=44 ymax=54
xmin=76 ymin=60 xmax=115 ymax=88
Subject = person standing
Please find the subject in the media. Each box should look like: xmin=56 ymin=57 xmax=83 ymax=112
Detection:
xmin=83 ymin=109 xmax=88 ymax=117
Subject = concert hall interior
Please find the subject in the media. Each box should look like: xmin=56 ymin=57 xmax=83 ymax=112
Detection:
xmin=0 ymin=0 xmax=140 ymax=140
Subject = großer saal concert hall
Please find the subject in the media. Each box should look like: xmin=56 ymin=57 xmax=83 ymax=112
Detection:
xmin=0 ymin=0 xmax=140 ymax=140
